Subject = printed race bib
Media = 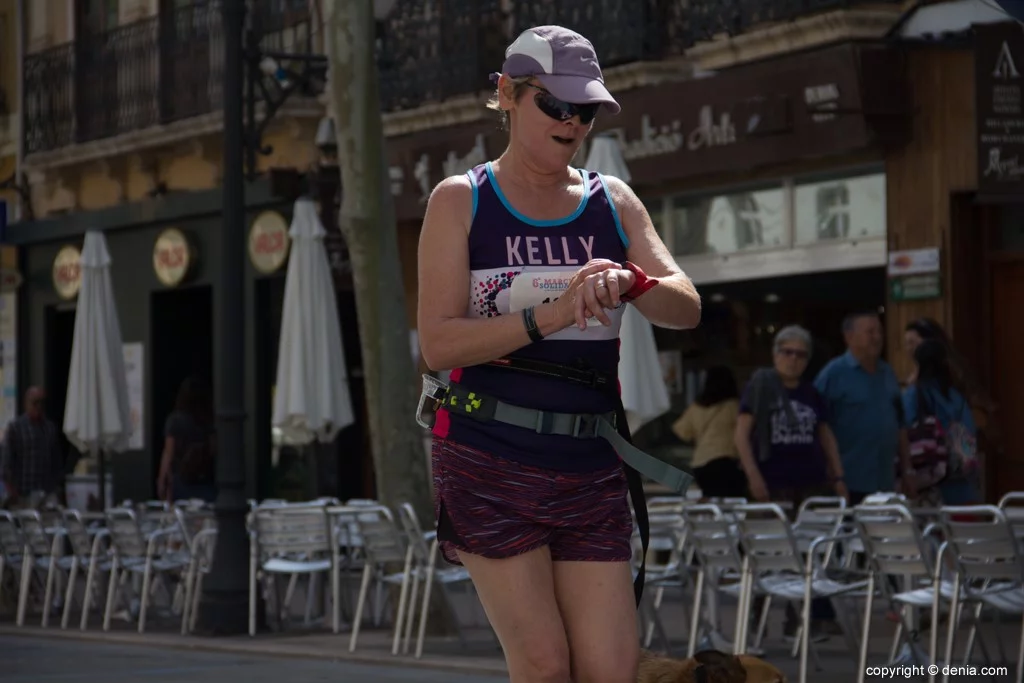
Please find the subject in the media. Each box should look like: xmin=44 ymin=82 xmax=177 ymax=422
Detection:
xmin=509 ymin=270 xmax=605 ymax=327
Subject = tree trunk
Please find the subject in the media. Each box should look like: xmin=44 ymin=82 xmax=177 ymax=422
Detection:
xmin=321 ymin=0 xmax=432 ymax=521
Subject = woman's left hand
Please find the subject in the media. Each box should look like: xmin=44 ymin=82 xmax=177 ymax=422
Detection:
xmin=578 ymin=268 xmax=636 ymax=324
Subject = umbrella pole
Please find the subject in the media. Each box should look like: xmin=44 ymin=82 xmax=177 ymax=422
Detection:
xmin=305 ymin=444 xmax=317 ymax=501
xmin=95 ymin=446 xmax=106 ymax=512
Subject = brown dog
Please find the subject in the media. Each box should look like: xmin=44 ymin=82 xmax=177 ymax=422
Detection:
xmin=637 ymin=649 xmax=787 ymax=683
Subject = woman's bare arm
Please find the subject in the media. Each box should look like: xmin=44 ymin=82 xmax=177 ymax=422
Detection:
xmin=605 ymin=176 xmax=701 ymax=330
xmin=417 ymin=175 xmax=615 ymax=371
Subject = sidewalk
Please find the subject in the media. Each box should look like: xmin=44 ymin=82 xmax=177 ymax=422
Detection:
xmin=2 ymin=594 xmax=1019 ymax=682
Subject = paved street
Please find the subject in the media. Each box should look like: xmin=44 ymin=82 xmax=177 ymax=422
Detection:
xmin=1 ymin=635 xmax=507 ymax=683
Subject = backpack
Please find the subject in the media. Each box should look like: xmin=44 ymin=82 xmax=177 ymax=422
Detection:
xmin=945 ymin=398 xmax=979 ymax=478
xmin=903 ymin=390 xmax=949 ymax=492
xmin=179 ymin=433 xmax=216 ymax=485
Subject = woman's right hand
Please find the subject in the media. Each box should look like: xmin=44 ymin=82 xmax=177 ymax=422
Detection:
xmin=554 ymin=259 xmax=627 ymax=331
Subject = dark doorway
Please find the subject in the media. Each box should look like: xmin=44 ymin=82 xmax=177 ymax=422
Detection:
xmin=44 ymin=305 xmax=78 ymax=474
xmin=254 ymin=275 xmax=285 ymax=500
xmin=150 ymin=286 xmax=213 ymax=494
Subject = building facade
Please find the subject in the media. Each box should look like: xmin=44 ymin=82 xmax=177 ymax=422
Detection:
xmin=7 ymin=0 xmax=1022 ymax=501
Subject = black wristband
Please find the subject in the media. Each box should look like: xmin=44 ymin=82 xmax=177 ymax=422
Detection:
xmin=522 ymin=306 xmax=544 ymax=343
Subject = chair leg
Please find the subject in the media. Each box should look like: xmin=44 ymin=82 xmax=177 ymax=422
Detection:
xmin=248 ymin=554 xmax=258 ymax=636
xmin=138 ymin=558 xmax=155 ymax=634
xmin=687 ymin=570 xmax=706 ymax=658
xmin=857 ymin=573 xmax=875 ymax=683
xmin=753 ymin=594 xmax=772 ymax=650
xmin=349 ymin=563 xmax=374 ymax=653
xmin=402 ymin=572 xmax=421 ymax=654
xmin=80 ymin=559 xmax=98 ymax=631
xmin=415 ymin=542 xmax=440 ymax=659
xmin=1015 ymin=610 xmax=1024 ymax=683
xmin=16 ymin=552 xmax=33 ymax=626
xmin=392 ymin=547 xmax=415 ymax=655
xmin=61 ymin=562 xmax=79 ymax=630
xmin=942 ymin=579 xmax=962 ymax=683
xmin=332 ymin=564 xmax=341 ymax=634
xmin=102 ymin=558 xmax=120 ymax=631
xmin=189 ymin=572 xmax=204 ymax=633
xmin=799 ymin=580 xmax=813 ymax=683
xmin=41 ymin=554 xmax=58 ymax=628
xmin=929 ymin=585 xmax=943 ymax=683
xmin=181 ymin=557 xmax=196 ymax=635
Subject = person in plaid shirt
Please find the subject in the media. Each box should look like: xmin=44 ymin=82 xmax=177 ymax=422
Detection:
xmin=2 ymin=387 xmax=65 ymax=509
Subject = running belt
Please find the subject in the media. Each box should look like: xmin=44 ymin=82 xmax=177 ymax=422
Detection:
xmin=417 ymin=356 xmax=696 ymax=606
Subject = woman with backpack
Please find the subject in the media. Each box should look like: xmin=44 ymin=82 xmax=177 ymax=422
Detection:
xmin=157 ymin=376 xmax=217 ymax=503
xmin=902 ymin=339 xmax=979 ymax=506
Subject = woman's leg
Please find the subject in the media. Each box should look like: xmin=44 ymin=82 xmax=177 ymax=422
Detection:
xmin=554 ymin=560 xmax=639 ymax=683
xmin=458 ymin=547 xmax=571 ymax=683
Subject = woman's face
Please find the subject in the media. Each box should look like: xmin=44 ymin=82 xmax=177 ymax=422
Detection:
xmin=904 ymin=329 xmax=923 ymax=359
xmin=773 ymin=339 xmax=810 ymax=383
xmin=503 ymin=78 xmax=593 ymax=172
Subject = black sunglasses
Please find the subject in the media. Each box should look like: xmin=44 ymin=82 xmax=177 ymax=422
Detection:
xmin=525 ymin=83 xmax=599 ymax=125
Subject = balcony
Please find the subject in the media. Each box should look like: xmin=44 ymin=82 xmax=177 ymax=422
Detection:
xmin=376 ymin=0 xmax=696 ymax=113
xmin=22 ymin=0 xmax=316 ymax=160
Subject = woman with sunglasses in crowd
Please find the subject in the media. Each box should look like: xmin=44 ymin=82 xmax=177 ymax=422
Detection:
xmin=417 ymin=25 xmax=701 ymax=683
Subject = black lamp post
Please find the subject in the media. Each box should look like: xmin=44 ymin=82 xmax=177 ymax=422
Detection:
xmin=195 ymin=0 xmax=394 ymax=635
xmin=195 ymin=0 xmax=250 ymax=634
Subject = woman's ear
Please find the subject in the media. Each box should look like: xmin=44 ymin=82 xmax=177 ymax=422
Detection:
xmin=497 ymin=75 xmax=516 ymax=110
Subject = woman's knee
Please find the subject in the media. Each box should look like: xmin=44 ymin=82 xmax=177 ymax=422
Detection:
xmin=508 ymin=636 xmax=571 ymax=683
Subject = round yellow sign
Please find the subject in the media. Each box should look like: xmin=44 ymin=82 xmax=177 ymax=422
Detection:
xmin=52 ymin=245 xmax=82 ymax=299
xmin=153 ymin=228 xmax=192 ymax=287
xmin=248 ymin=211 xmax=291 ymax=274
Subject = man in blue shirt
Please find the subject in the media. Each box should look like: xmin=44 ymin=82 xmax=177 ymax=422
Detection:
xmin=814 ymin=312 xmax=913 ymax=503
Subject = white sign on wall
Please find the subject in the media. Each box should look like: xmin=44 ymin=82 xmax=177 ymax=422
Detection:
xmin=123 ymin=343 xmax=144 ymax=451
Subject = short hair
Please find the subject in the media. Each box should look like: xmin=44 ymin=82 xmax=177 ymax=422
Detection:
xmin=842 ymin=310 xmax=880 ymax=334
xmin=773 ymin=325 xmax=813 ymax=354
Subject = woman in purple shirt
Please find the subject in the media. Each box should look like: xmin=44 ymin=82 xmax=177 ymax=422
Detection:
xmin=417 ymin=26 xmax=701 ymax=683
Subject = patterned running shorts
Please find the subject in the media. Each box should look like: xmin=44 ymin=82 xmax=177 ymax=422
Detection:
xmin=431 ymin=438 xmax=634 ymax=565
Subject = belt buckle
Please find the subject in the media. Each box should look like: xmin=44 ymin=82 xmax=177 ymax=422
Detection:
xmin=571 ymin=414 xmax=600 ymax=439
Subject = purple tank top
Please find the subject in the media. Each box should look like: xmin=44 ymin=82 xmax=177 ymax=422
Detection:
xmin=433 ymin=161 xmax=630 ymax=473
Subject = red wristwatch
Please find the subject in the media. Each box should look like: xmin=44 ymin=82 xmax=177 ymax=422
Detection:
xmin=621 ymin=261 xmax=660 ymax=302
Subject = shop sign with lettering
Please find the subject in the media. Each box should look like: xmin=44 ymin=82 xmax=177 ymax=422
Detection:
xmin=52 ymin=245 xmax=82 ymax=300
xmin=153 ymin=228 xmax=193 ymax=287
xmin=249 ymin=211 xmax=291 ymax=274
xmin=384 ymin=44 xmax=906 ymax=219
xmin=976 ymin=22 xmax=1024 ymax=199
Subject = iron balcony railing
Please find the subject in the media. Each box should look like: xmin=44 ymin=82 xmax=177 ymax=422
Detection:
xmin=22 ymin=0 xmax=314 ymax=156
xmin=685 ymin=0 xmax=906 ymax=43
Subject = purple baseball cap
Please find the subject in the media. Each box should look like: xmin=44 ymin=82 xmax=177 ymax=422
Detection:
xmin=493 ymin=26 xmax=620 ymax=115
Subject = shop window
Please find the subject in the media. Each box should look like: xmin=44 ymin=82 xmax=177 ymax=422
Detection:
xmin=794 ymin=172 xmax=885 ymax=245
xmin=670 ymin=185 xmax=786 ymax=256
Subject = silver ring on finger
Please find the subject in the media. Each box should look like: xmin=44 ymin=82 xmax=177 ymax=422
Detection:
xmin=596 ymin=279 xmax=607 ymax=289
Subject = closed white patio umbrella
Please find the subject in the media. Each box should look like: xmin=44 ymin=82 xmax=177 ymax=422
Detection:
xmin=585 ymin=135 xmax=670 ymax=434
xmin=64 ymin=231 xmax=132 ymax=510
xmin=272 ymin=198 xmax=354 ymax=494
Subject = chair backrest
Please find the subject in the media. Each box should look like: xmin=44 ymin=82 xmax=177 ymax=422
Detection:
xmin=854 ymin=504 xmax=934 ymax=578
xmin=681 ymin=504 xmax=742 ymax=572
xmin=251 ymin=506 xmax=331 ymax=559
xmin=14 ymin=510 xmax=54 ymax=556
xmin=174 ymin=506 xmax=216 ymax=553
xmin=352 ymin=505 xmax=407 ymax=565
xmin=940 ymin=506 xmax=1024 ymax=583
xmin=0 ymin=510 xmax=22 ymax=555
xmin=61 ymin=509 xmax=95 ymax=559
xmin=397 ymin=503 xmax=433 ymax=563
xmin=105 ymin=508 xmax=151 ymax=558
xmin=734 ymin=503 xmax=803 ymax=574
xmin=998 ymin=492 xmax=1024 ymax=537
